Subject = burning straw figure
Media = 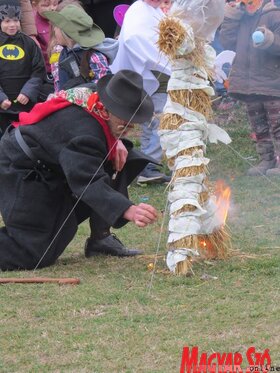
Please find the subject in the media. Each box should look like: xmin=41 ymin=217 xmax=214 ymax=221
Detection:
xmin=157 ymin=0 xmax=232 ymax=274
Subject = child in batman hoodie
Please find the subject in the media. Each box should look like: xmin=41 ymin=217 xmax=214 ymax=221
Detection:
xmin=0 ymin=0 xmax=45 ymax=137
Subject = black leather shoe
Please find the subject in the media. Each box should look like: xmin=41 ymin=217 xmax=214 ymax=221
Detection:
xmin=84 ymin=234 xmax=143 ymax=257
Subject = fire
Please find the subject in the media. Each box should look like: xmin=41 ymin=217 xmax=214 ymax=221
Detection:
xmin=215 ymin=179 xmax=231 ymax=225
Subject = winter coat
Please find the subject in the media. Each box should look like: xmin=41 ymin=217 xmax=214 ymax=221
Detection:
xmin=34 ymin=12 xmax=51 ymax=73
xmin=0 ymin=105 xmax=154 ymax=270
xmin=0 ymin=31 xmax=45 ymax=114
xmin=220 ymin=2 xmax=280 ymax=99
xmin=20 ymin=0 xmax=37 ymax=36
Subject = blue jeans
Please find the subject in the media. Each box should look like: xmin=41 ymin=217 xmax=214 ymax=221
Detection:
xmin=141 ymin=92 xmax=167 ymax=166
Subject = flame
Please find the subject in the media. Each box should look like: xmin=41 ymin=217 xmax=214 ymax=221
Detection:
xmin=200 ymin=240 xmax=207 ymax=248
xmin=215 ymin=179 xmax=231 ymax=225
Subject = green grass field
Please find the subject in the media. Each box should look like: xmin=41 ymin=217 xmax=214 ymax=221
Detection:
xmin=0 ymin=104 xmax=279 ymax=372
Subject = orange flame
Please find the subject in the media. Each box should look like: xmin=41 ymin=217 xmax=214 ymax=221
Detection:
xmin=215 ymin=180 xmax=231 ymax=225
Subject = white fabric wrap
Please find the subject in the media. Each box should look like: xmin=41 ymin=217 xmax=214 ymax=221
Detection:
xmin=168 ymin=58 xmax=215 ymax=95
xmin=159 ymin=98 xmax=232 ymax=154
xmin=174 ymin=155 xmax=209 ymax=170
xmin=168 ymin=215 xmax=202 ymax=242
xmin=168 ymin=175 xmax=208 ymax=241
xmin=169 ymin=174 xmax=207 ymax=216
xmin=159 ymin=133 xmax=206 ymax=162
xmin=166 ymin=249 xmax=199 ymax=273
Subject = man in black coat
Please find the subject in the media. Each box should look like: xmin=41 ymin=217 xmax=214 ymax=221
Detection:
xmin=0 ymin=70 xmax=158 ymax=270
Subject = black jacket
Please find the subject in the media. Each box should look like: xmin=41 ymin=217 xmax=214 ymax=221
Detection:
xmin=0 ymin=31 xmax=45 ymax=113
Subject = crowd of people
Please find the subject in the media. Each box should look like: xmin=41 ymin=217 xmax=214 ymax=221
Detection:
xmin=0 ymin=0 xmax=279 ymax=270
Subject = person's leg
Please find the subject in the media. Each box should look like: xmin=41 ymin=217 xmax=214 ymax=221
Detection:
xmin=0 ymin=177 xmax=77 ymax=270
xmin=263 ymin=98 xmax=280 ymax=176
xmin=0 ymin=132 xmax=78 ymax=270
xmin=82 ymin=146 xmax=156 ymax=257
xmin=138 ymin=93 xmax=170 ymax=184
xmin=84 ymin=210 xmax=142 ymax=257
xmin=246 ymin=100 xmax=276 ymax=176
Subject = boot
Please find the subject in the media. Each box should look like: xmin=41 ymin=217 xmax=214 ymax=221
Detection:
xmin=266 ymin=166 xmax=280 ymax=176
xmin=86 ymin=215 xmax=143 ymax=257
xmin=266 ymin=144 xmax=280 ymax=176
xmin=247 ymin=141 xmax=276 ymax=176
xmin=84 ymin=233 xmax=143 ymax=257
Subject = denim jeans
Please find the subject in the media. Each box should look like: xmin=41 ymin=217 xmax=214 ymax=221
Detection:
xmin=140 ymin=92 xmax=167 ymax=164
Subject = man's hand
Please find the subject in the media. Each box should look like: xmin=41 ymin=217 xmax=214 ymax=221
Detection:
xmin=16 ymin=94 xmax=29 ymax=105
xmin=0 ymin=99 xmax=11 ymax=110
xmin=113 ymin=140 xmax=128 ymax=171
xmin=123 ymin=203 xmax=158 ymax=227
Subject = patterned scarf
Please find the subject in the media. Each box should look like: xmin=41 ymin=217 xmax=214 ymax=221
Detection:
xmin=12 ymin=88 xmax=117 ymax=161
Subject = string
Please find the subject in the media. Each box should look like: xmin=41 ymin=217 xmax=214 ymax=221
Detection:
xmin=147 ymin=194 xmax=170 ymax=295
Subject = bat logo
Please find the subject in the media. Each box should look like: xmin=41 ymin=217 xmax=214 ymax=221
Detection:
xmin=0 ymin=44 xmax=24 ymax=60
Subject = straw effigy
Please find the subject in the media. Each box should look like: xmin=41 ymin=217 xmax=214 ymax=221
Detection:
xmin=157 ymin=0 xmax=232 ymax=275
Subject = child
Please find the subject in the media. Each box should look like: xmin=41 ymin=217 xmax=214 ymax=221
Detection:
xmin=111 ymin=0 xmax=171 ymax=184
xmin=0 ymin=0 xmax=45 ymax=137
xmin=32 ymin=0 xmax=59 ymax=76
xmin=160 ymin=0 xmax=173 ymax=14
xmin=220 ymin=0 xmax=280 ymax=176
xmin=44 ymin=4 xmax=118 ymax=91
xmin=47 ymin=0 xmax=82 ymax=92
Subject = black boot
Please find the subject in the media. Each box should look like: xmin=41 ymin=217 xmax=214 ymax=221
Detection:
xmin=84 ymin=233 xmax=143 ymax=257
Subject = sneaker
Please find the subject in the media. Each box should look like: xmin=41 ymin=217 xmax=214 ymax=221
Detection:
xmin=137 ymin=169 xmax=171 ymax=185
xmin=84 ymin=233 xmax=143 ymax=257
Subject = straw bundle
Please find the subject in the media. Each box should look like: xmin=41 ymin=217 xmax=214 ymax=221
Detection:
xmin=157 ymin=17 xmax=187 ymax=59
xmin=159 ymin=113 xmax=185 ymax=130
xmin=169 ymin=89 xmax=213 ymax=119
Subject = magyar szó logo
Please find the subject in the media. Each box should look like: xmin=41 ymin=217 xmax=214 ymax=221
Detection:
xmin=0 ymin=44 xmax=25 ymax=60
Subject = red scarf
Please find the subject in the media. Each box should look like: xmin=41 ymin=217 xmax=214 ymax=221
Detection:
xmin=12 ymin=98 xmax=117 ymax=161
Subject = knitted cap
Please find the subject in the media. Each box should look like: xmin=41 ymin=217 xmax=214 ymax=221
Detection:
xmin=0 ymin=0 xmax=21 ymax=21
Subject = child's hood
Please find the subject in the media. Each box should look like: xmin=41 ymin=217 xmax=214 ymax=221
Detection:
xmin=94 ymin=38 xmax=119 ymax=65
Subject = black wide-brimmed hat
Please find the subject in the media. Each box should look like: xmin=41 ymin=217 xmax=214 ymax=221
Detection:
xmin=97 ymin=70 xmax=154 ymax=123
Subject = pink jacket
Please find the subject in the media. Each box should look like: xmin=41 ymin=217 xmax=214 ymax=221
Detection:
xmin=35 ymin=12 xmax=51 ymax=72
